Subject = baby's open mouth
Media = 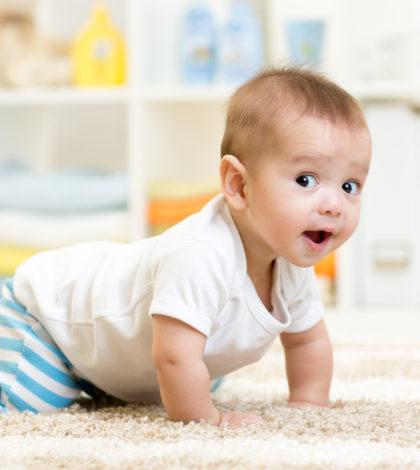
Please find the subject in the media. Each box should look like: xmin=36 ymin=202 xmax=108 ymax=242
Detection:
xmin=303 ymin=230 xmax=332 ymax=244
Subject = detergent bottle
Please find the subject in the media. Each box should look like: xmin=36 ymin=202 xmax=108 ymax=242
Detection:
xmin=72 ymin=0 xmax=126 ymax=86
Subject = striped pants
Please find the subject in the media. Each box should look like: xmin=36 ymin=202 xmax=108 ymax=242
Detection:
xmin=0 ymin=279 xmax=82 ymax=413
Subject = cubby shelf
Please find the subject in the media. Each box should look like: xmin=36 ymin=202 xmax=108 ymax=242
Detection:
xmin=0 ymin=87 xmax=131 ymax=106
xmin=1 ymin=0 xmax=420 ymax=310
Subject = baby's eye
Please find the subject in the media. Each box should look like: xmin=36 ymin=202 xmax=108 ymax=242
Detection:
xmin=342 ymin=181 xmax=359 ymax=194
xmin=296 ymin=175 xmax=316 ymax=188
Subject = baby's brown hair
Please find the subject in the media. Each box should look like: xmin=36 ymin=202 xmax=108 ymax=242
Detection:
xmin=221 ymin=66 xmax=367 ymax=164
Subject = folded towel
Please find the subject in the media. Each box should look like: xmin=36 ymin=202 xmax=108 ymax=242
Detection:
xmin=0 ymin=161 xmax=128 ymax=214
xmin=0 ymin=245 xmax=40 ymax=275
xmin=146 ymin=179 xmax=220 ymax=233
xmin=147 ymin=193 xmax=219 ymax=225
xmin=314 ymin=251 xmax=335 ymax=279
xmin=0 ymin=210 xmax=129 ymax=247
xmin=148 ymin=179 xmax=220 ymax=200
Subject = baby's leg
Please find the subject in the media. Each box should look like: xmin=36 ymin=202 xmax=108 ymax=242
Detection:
xmin=0 ymin=279 xmax=82 ymax=413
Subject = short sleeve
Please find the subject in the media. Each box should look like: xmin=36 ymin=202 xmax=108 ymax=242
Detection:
xmin=149 ymin=242 xmax=233 ymax=337
xmin=279 ymin=261 xmax=324 ymax=333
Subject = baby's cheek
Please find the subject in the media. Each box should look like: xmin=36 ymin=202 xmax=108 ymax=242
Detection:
xmin=342 ymin=216 xmax=359 ymax=242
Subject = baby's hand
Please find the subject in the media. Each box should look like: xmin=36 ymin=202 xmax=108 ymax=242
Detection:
xmin=218 ymin=411 xmax=264 ymax=429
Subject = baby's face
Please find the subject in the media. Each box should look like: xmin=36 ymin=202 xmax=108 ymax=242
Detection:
xmin=243 ymin=114 xmax=372 ymax=267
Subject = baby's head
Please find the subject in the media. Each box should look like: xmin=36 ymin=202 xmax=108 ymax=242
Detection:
xmin=220 ymin=66 xmax=372 ymax=267
xmin=221 ymin=66 xmax=367 ymax=167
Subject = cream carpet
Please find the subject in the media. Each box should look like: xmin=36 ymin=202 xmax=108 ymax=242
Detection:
xmin=0 ymin=311 xmax=419 ymax=470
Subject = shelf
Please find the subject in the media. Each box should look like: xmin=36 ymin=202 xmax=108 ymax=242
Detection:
xmin=142 ymin=85 xmax=236 ymax=104
xmin=2 ymin=0 xmax=416 ymax=310
xmin=348 ymin=82 xmax=420 ymax=107
xmin=0 ymin=210 xmax=130 ymax=247
xmin=0 ymin=85 xmax=237 ymax=107
xmin=0 ymin=87 xmax=131 ymax=107
xmin=4 ymin=83 xmax=420 ymax=108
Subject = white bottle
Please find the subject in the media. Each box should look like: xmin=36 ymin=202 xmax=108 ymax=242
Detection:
xmin=180 ymin=0 xmax=217 ymax=85
xmin=219 ymin=1 xmax=264 ymax=87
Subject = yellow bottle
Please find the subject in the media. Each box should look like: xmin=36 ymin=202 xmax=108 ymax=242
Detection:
xmin=72 ymin=0 xmax=126 ymax=86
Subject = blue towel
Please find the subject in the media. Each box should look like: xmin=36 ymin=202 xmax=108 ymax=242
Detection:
xmin=0 ymin=161 xmax=128 ymax=215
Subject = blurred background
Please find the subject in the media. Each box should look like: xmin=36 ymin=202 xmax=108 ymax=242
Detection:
xmin=1 ymin=0 xmax=419 ymax=312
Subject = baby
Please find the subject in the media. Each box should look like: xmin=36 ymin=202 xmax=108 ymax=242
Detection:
xmin=0 ymin=66 xmax=372 ymax=428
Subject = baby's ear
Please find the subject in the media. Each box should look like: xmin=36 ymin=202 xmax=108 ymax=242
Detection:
xmin=219 ymin=155 xmax=248 ymax=210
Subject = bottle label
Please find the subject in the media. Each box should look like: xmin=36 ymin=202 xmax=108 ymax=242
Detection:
xmin=91 ymin=38 xmax=114 ymax=60
xmin=184 ymin=36 xmax=213 ymax=66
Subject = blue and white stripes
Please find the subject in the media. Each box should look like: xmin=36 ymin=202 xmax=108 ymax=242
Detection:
xmin=0 ymin=279 xmax=82 ymax=413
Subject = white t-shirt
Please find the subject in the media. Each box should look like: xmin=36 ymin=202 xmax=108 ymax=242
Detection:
xmin=13 ymin=194 xmax=323 ymax=402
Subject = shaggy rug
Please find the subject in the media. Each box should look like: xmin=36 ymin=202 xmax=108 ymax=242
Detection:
xmin=0 ymin=311 xmax=419 ymax=470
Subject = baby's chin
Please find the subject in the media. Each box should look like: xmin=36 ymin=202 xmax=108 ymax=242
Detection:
xmin=291 ymin=260 xmax=320 ymax=268
xmin=284 ymin=252 xmax=333 ymax=269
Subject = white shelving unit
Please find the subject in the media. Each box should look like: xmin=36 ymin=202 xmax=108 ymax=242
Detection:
xmin=0 ymin=0 xmax=235 ymax=241
xmin=0 ymin=88 xmax=131 ymax=106
xmin=2 ymin=0 xmax=420 ymax=309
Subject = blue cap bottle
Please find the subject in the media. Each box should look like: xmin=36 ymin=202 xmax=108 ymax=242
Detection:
xmin=219 ymin=1 xmax=264 ymax=87
xmin=180 ymin=1 xmax=217 ymax=85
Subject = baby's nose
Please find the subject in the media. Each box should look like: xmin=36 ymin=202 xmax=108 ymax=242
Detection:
xmin=318 ymin=188 xmax=342 ymax=216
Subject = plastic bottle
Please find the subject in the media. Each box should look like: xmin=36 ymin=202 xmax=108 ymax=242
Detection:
xmin=219 ymin=1 xmax=263 ymax=87
xmin=179 ymin=0 xmax=217 ymax=85
xmin=72 ymin=0 xmax=125 ymax=86
xmin=286 ymin=20 xmax=325 ymax=69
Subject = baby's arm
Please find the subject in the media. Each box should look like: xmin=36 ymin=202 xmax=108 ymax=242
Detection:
xmin=280 ymin=319 xmax=333 ymax=407
xmin=152 ymin=315 xmax=264 ymax=428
